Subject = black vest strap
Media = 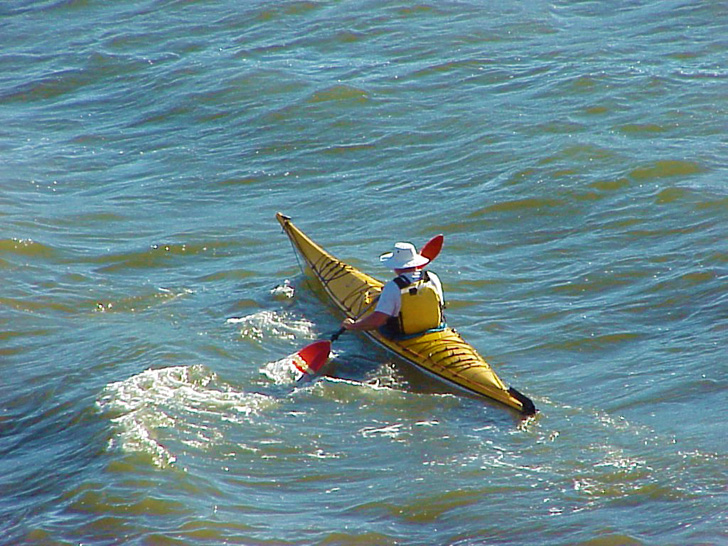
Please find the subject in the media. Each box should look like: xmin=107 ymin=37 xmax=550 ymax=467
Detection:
xmin=393 ymin=271 xmax=430 ymax=290
xmin=393 ymin=275 xmax=410 ymax=289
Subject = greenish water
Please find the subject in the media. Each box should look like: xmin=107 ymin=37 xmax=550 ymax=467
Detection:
xmin=1 ymin=1 xmax=726 ymax=544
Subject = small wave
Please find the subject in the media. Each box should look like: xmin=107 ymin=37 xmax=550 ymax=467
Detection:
xmin=93 ymin=287 xmax=193 ymax=314
xmin=0 ymin=67 xmax=90 ymax=103
xmin=618 ymin=123 xmax=667 ymax=135
xmin=94 ymin=241 xmax=238 ymax=273
xmin=256 ymin=1 xmax=320 ymax=22
xmin=226 ymin=310 xmax=315 ymax=342
xmin=358 ymin=416 xmax=443 ymax=443
xmin=97 ymin=365 xmax=274 ymax=468
xmin=655 ymin=187 xmax=690 ymax=204
xmin=478 ymin=197 xmax=564 ymax=215
xmin=588 ymin=178 xmax=631 ymax=192
xmin=360 ymin=422 xmax=404 ymax=439
xmin=319 ymin=368 xmax=409 ymax=398
xmin=0 ymin=238 xmax=57 ymax=259
xmin=0 ymin=295 xmax=77 ymax=315
xmin=629 ymin=160 xmax=705 ymax=181
xmin=543 ymin=332 xmax=644 ymax=354
xmin=307 ymin=84 xmax=369 ymax=104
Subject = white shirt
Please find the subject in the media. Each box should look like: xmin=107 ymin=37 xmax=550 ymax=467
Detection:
xmin=375 ymin=271 xmax=443 ymax=317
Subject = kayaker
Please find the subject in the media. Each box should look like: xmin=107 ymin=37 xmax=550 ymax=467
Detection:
xmin=341 ymin=242 xmax=445 ymax=338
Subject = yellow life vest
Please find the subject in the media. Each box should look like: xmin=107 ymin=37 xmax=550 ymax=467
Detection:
xmin=388 ymin=272 xmax=444 ymax=336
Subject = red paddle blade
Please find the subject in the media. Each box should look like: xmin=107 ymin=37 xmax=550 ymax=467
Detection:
xmin=291 ymin=340 xmax=331 ymax=378
xmin=420 ymin=234 xmax=444 ymax=264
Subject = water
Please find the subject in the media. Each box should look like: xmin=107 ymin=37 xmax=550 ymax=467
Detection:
xmin=1 ymin=0 xmax=726 ymax=544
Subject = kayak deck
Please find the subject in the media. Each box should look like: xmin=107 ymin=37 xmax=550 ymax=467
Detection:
xmin=276 ymin=212 xmax=536 ymax=416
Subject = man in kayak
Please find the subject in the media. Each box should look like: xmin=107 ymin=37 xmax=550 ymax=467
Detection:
xmin=341 ymin=242 xmax=445 ymax=338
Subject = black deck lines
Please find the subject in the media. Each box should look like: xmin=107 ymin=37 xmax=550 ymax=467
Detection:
xmin=340 ymin=285 xmax=368 ymax=308
xmin=317 ymin=258 xmax=349 ymax=282
xmin=416 ymin=341 xmax=476 ymax=360
xmin=311 ymin=255 xmax=379 ymax=314
xmin=311 ymin=256 xmax=347 ymax=285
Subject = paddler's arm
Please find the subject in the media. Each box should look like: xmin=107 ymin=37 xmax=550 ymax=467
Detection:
xmin=341 ymin=311 xmax=390 ymax=331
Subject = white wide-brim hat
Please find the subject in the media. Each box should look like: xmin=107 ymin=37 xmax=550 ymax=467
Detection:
xmin=380 ymin=242 xmax=429 ymax=270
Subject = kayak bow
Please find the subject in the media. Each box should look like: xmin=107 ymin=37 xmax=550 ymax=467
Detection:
xmin=276 ymin=212 xmax=536 ymax=416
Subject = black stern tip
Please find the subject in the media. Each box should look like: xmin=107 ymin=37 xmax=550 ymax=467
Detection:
xmin=508 ymin=387 xmax=537 ymax=416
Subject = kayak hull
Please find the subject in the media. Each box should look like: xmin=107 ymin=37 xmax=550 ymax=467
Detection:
xmin=276 ymin=213 xmax=536 ymax=415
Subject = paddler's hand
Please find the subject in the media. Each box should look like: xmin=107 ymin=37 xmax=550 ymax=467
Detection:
xmin=341 ymin=312 xmax=388 ymax=332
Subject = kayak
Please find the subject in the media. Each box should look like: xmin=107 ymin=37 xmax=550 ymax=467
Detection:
xmin=276 ymin=212 xmax=537 ymax=416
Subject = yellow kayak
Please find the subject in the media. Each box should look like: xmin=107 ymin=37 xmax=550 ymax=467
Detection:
xmin=276 ymin=212 xmax=536 ymax=416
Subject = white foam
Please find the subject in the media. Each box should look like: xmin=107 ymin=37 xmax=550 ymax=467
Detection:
xmin=270 ymin=279 xmax=295 ymax=300
xmin=260 ymin=355 xmax=305 ymax=384
xmin=98 ymin=365 xmax=275 ymax=468
xmin=226 ymin=310 xmax=315 ymax=342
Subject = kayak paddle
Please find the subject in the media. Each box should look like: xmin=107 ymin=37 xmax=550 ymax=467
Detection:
xmin=289 ymin=340 xmax=331 ymax=380
xmin=291 ymin=233 xmax=445 ymax=381
xmin=419 ymin=233 xmax=443 ymax=265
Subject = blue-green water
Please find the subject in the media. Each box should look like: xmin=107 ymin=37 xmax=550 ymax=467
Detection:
xmin=1 ymin=1 xmax=726 ymax=544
